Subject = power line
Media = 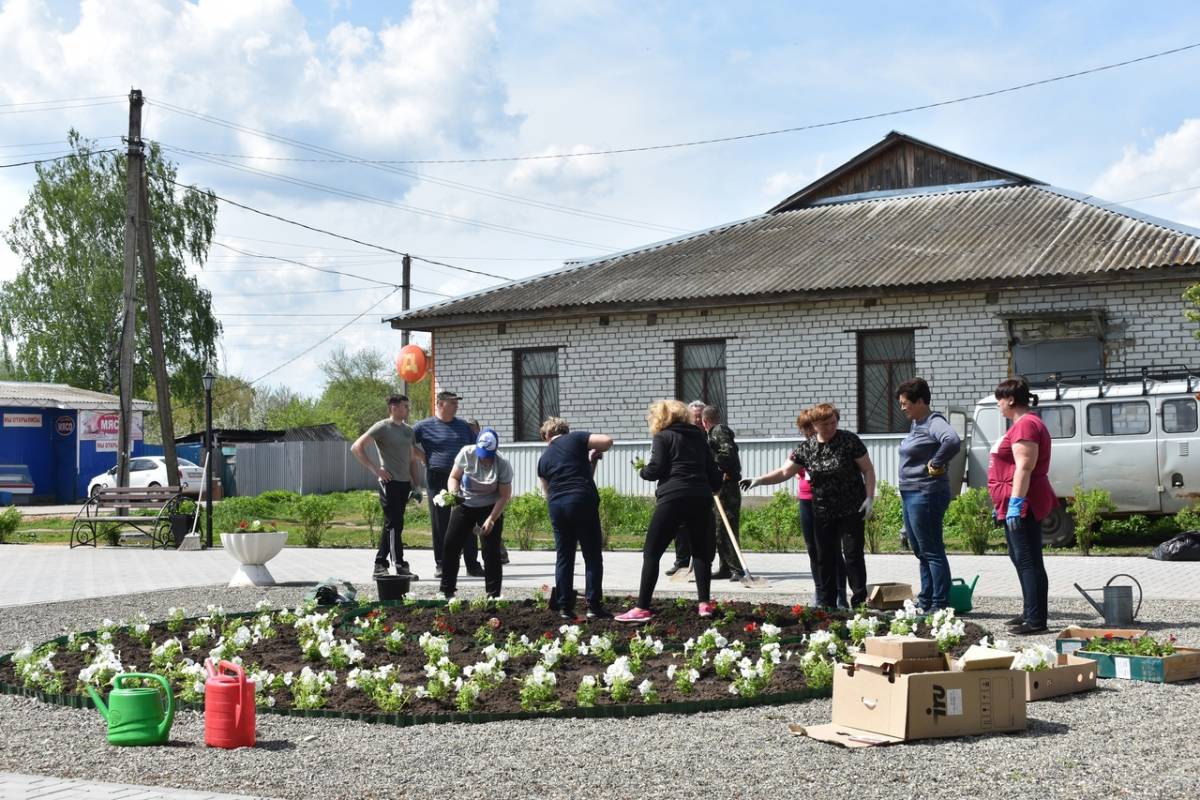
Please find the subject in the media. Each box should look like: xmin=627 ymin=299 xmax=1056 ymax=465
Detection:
xmin=0 ymin=100 xmax=126 ymax=116
xmin=161 ymin=41 xmax=1200 ymax=165
xmin=1111 ymin=184 xmax=1200 ymax=205
xmin=0 ymin=94 xmax=126 ymax=108
xmin=0 ymin=149 xmax=120 ymax=169
xmin=209 ymin=232 xmax=568 ymax=260
xmin=209 ymin=285 xmax=389 ymax=297
xmin=248 ymin=289 xmax=399 ymax=385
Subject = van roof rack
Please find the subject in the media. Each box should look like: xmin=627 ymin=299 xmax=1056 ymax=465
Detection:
xmin=1025 ymin=366 xmax=1200 ymax=400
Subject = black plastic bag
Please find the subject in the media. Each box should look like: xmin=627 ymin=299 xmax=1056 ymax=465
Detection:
xmin=1149 ymin=531 xmax=1200 ymax=561
xmin=305 ymin=577 xmax=358 ymax=606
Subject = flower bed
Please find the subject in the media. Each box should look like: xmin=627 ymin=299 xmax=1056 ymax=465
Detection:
xmin=0 ymin=598 xmax=989 ymax=725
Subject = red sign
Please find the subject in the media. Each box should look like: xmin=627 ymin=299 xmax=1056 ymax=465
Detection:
xmin=55 ymin=416 xmax=75 ymax=437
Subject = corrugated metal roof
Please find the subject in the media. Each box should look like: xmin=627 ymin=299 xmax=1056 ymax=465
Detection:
xmin=0 ymin=381 xmax=156 ymax=411
xmin=388 ymin=183 xmax=1200 ymax=329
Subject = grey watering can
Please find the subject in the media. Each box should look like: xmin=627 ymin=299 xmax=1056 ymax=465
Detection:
xmin=1074 ymin=573 xmax=1142 ymax=626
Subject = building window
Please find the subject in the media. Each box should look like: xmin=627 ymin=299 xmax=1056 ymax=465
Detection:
xmin=1006 ymin=311 xmax=1105 ymax=384
xmin=675 ymin=339 xmax=726 ymax=412
xmin=858 ymin=330 xmax=915 ymax=434
xmin=514 ymin=348 xmax=559 ymax=441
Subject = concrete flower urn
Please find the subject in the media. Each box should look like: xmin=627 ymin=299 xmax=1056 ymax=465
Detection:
xmin=220 ymin=531 xmax=288 ymax=587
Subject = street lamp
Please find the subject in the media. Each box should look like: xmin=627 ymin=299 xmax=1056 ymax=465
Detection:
xmin=202 ymin=370 xmax=215 ymax=549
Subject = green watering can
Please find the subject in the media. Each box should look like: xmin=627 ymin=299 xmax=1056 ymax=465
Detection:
xmin=86 ymin=672 xmax=175 ymax=746
xmin=948 ymin=575 xmax=979 ymax=615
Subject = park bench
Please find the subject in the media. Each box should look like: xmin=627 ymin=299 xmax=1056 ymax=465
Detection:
xmin=71 ymin=485 xmax=189 ymax=550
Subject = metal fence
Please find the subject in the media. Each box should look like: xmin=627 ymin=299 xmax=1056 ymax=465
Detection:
xmin=230 ymin=435 xmax=908 ymax=498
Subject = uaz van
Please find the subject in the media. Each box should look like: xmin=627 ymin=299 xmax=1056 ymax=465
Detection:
xmin=966 ymin=373 xmax=1200 ymax=546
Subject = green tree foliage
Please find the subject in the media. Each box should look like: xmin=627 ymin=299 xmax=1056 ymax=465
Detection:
xmin=0 ymin=131 xmax=219 ymax=407
xmin=1067 ymin=486 xmax=1117 ymax=555
xmin=864 ymin=481 xmax=903 ymax=554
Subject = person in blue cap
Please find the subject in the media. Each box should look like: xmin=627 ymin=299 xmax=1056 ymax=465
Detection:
xmin=440 ymin=426 xmax=514 ymax=599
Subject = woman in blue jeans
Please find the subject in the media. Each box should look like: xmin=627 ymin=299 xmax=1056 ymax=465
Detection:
xmin=537 ymin=417 xmax=614 ymax=620
xmin=896 ymin=378 xmax=962 ymax=612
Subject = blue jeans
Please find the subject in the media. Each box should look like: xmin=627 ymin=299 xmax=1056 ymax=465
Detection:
xmin=549 ymin=493 xmax=605 ymax=611
xmin=901 ymin=489 xmax=952 ymax=610
xmin=1005 ymin=513 xmax=1049 ymax=626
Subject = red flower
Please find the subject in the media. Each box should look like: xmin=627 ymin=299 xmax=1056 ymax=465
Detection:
xmin=814 ymin=609 xmax=828 ymax=621
xmin=238 ymin=520 xmax=248 ymax=530
xmin=543 ymin=631 xmax=554 ymax=640
xmin=744 ymin=622 xmax=759 ymax=634
xmin=791 ymin=604 xmax=805 ymax=616
xmin=382 ymin=624 xmax=392 ymax=633
xmin=1104 ymin=632 xmax=1115 ymax=640
xmin=487 ymin=617 xmax=502 ymax=630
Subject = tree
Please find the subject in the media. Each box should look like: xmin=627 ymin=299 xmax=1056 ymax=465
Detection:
xmin=0 ymin=131 xmax=219 ymax=408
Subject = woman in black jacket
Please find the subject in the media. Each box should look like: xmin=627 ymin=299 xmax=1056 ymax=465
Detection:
xmin=616 ymin=399 xmax=723 ymax=623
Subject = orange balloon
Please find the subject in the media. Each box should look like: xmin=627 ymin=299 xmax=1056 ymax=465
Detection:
xmin=396 ymin=344 xmax=428 ymax=383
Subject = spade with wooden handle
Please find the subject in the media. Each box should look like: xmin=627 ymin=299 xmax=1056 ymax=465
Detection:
xmin=715 ymin=494 xmax=770 ymax=588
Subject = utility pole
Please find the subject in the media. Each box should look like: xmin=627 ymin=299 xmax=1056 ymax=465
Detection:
xmin=137 ymin=169 xmax=180 ymax=488
xmin=116 ymin=89 xmax=143 ymax=492
xmin=400 ymin=253 xmax=411 ymax=394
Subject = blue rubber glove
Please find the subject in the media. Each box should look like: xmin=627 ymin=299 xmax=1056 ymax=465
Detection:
xmin=1006 ymin=496 xmax=1026 ymax=522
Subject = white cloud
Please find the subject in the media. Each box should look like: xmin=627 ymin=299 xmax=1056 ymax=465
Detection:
xmin=504 ymin=145 xmax=615 ymax=203
xmin=761 ymin=157 xmax=828 ymax=202
xmin=1089 ymin=119 xmax=1200 ymax=227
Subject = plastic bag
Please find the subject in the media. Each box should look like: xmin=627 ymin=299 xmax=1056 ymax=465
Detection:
xmin=1149 ymin=531 xmax=1200 ymax=561
xmin=305 ymin=577 xmax=358 ymax=606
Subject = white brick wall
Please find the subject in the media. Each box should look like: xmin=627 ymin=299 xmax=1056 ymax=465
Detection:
xmin=429 ymin=278 xmax=1200 ymax=441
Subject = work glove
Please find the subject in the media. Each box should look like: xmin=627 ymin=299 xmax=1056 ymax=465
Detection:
xmin=631 ymin=457 xmax=646 ymax=472
xmin=926 ymin=461 xmax=947 ymax=477
xmin=1006 ymin=496 xmax=1026 ymax=522
xmin=859 ymin=496 xmax=875 ymax=518
xmin=409 ymin=490 xmax=423 ymax=504
xmin=738 ymin=477 xmax=761 ymax=492
xmin=588 ymin=448 xmax=603 ymax=463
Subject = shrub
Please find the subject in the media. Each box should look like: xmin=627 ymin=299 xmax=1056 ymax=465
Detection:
xmin=945 ymin=487 xmax=998 ymax=555
xmin=100 ymin=522 xmax=122 ymax=547
xmin=504 ymin=492 xmax=550 ymax=550
xmin=358 ymin=491 xmax=382 ymax=537
xmin=293 ymin=495 xmax=337 ymax=548
xmin=0 ymin=506 xmax=21 ymax=544
xmin=864 ymin=481 xmax=903 ymax=554
xmin=1175 ymin=502 xmax=1200 ymax=533
xmin=212 ymin=496 xmax=279 ymax=533
xmin=259 ymin=489 xmax=300 ymax=506
xmin=597 ymin=487 xmax=654 ymax=550
xmin=742 ymin=491 xmax=801 ymax=552
xmin=1067 ymin=486 xmax=1116 ymax=556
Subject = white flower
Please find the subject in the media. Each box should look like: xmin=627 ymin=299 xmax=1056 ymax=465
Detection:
xmin=667 ymin=664 xmax=678 ymax=680
xmin=637 ymin=679 xmax=654 ymax=697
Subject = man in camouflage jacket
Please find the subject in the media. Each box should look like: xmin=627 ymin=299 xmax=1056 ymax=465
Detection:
xmin=702 ymin=405 xmax=744 ymax=580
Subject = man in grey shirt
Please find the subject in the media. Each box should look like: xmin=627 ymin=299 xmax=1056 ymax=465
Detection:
xmin=352 ymin=393 xmax=422 ymax=579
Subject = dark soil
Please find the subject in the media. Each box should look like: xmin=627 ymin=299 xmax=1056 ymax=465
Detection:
xmin=0 ymin=599 xmax=990 ymax=717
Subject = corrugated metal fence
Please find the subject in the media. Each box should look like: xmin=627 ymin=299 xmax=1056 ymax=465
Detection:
xmin=229 ymin=435 xmax=907 ymax=497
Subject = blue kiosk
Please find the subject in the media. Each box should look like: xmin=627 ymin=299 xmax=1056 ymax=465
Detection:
xmin=0 ymin=381 xmax=157 ymax=504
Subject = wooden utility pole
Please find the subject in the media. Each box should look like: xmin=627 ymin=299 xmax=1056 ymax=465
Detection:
xmin=116 ymin=89 xmax=144 ymax=491
xmin=137 ymin=169 xmax=180 ymax=487
xmin=400 ymin=253 xmax=411 ymax=394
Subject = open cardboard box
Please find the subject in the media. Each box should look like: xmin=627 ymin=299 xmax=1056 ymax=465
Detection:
xmin=865 ymin=583 xmax=914 ymax=611
xmin=1055 ymin=626 xmax=1147 ymax=655
xmin=1025 ymin=653 xmax=1098 ymax=700
xmin=1074 ymin=646 xmax=1200 ymax=683
xmin=801 ymin=654 xmax=1027 ymax=748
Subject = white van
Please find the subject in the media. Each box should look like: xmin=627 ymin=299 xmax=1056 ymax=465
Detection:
xmin=966 ymin=374 xmax=1200 ymax=546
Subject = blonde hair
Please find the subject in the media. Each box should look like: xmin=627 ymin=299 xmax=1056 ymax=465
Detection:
xmin=646 ymin=399 xmax=689 ymax=434
xmin=808 ymin=403 xmax=840 ymax=424
xmin=539 ymin=416 xmax=570 ymax=441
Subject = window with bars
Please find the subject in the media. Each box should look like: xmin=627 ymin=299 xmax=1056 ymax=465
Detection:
xmin=513 ymin=348 xmax=559 ymax=441
xmin=675 ymin=339 xmax=726 ymax=413
xmin=857 ymin=330 xmax=915 ymax=433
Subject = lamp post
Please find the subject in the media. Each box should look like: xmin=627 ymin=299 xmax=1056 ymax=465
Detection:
xmin=202 ymin=370 xmax=215 ymax=549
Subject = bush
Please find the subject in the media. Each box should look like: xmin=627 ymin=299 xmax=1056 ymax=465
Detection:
xmin=505 ymin=492 xmax=550 ymax=550
xmin=945 ymin=487 xmax=999 ymax=555
xmin=293 ymin=495 xmax=337 ymax=548
xmin=742 ymin=491 xmax=801 ymax=552
xmin=1068 ymin=486 xmax=1116 ymax=556
xmin=0 ymin=506 xmax=21 ymax=544
xmin=258 ymin=489 xmax=300 ymax=506
xmin=212 ymin=496 xmax=279 ymax=533
xmin=101 ymin=522 xmax=122 ymax=547
xmin=864 ymin=481 xmax=903 ymax=554
xmin=597 ymin=487 xmax=654 ymax=550
xmin=1175 ymin=502 xmax=1200 ymax=533
xmin=358 ymin=490 xmax=382 ymax=537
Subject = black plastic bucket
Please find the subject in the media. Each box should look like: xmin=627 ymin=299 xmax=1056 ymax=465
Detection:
xmin=376 ymin=575 xmax=411 ymax=604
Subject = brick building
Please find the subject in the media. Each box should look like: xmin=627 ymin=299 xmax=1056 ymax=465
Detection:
xmin=387 ymin=132 xmax=1200 ymax=446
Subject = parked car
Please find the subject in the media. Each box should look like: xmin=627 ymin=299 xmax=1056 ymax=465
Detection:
xmin=967 ymin=372 xmax=1200 ymax=546
xmin=87 ymin=456 xmax=206 ymax=497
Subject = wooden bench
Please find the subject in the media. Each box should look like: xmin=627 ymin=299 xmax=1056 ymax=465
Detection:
xmin=71 ymin=485 xmax=188 ymax=549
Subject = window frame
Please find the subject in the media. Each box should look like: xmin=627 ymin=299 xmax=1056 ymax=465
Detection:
xmin=512 ymin=347 xmax=560 ymax=442
xmin=674 ymin=338 xmax=727 ymax=409
xmin=856 ymin=328 xmax=916 ymax=434
xmin=1086 ymin=400 xmax=1152 ymax=437
xmin=1031 ymin=405 xmax=1077 ymax=440
xmin=1162 ymin=398 xmax=1199 ymax=434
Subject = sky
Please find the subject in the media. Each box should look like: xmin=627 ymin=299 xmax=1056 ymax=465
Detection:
xmin=1 ymin=0 xmax=1199 ymax=397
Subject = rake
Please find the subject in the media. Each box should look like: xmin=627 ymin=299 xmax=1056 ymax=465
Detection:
xmin=715 ymin=494 xmax=770 ymax=588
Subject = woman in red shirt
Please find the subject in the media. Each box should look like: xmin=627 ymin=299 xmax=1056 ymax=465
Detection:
xmin=987 ymin=377 xmax=1054 ymax=634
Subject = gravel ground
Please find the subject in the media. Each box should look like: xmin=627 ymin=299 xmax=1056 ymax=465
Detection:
xmin=1 ymin=585 xmax=1198 ymax=800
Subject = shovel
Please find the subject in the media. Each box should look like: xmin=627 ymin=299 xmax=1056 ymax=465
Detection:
xmin=714 ymin=494 xmax=770 ymax=588
xmin=668 ymin=564 xmax=695 ymax=583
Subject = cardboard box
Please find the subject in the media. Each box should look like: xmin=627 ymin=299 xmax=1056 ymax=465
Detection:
xmin=854 ymin=653 xmax=947 ymax=676
xmin=955 ymin=644 xmax=1017 ymax=671
xmin=803 ymin=659 xmax=1027 ymax=748
xmin=1054 ymin=626 xmax=1148 ymax=655
xmin=1073 ymin=647 xmax=1200 ymax=683
xmin=864 ymin=635 xmax=939 ymax=661
xmin=865 ymin=583 xmax=914 ymax=611
xmin=1024 ymin=653 xmax=1098 ymax=701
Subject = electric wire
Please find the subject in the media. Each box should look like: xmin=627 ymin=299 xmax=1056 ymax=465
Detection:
xmin=0 ymin=149 xmax=120 ymax=169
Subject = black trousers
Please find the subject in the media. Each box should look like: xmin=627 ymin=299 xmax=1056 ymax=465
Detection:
xmin=799 ymin=499 xmax=849 ymax=607
xmin=426 ymin=468 xmax=479 ymax=569
xmin=374 ymin=479 xmax=410 ymax=566
xmin=639 ymin=496 xmax=716 ymax=608
xmin=440 ymin=503 xmax=504 ymax=598
xmin=812 ymin=511 xmax=867 ymax=608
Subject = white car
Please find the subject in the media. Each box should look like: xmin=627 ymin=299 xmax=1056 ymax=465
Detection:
xmin=87 ymin=456 xmax=206 ymax=497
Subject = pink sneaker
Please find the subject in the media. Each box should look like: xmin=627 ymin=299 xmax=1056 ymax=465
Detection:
xmin=698 ymin=601 xmax=717 ymax=618
xmin=614 ymin=607 xmax=654 ymax=623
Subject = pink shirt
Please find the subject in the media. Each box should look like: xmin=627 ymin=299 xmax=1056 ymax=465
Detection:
xmin=796 ymin=469 xmax=812 ymax=501
xmin=987 ymin=413 xmax=1055 ymax=521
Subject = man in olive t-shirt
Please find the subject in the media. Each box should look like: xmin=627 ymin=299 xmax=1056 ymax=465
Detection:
xmin=352 ymin=394 xmax=422 ymax=578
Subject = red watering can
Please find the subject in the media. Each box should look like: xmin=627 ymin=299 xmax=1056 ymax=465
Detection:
xmin=204 ymin=659 xmax=256 ymax=749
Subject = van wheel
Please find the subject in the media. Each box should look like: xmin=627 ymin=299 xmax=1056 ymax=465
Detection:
xmin=1041 ymin=503 xmax=1076 ymax=548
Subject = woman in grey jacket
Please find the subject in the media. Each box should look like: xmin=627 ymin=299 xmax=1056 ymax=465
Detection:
xmin=896 ymin=377 xmax=962 ymax=612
